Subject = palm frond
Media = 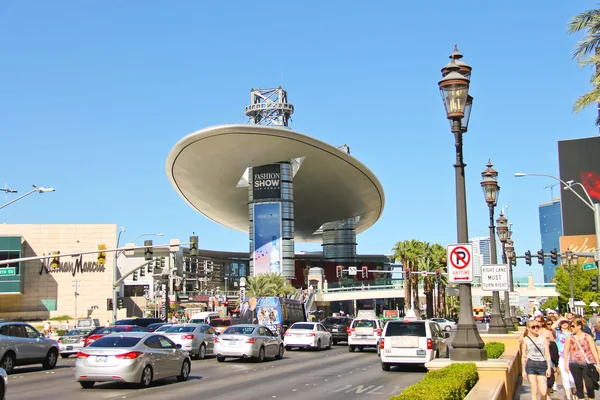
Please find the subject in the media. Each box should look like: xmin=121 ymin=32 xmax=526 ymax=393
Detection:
xmin=573 ymin=86 xmax=600 ymax=114
xmin=567 ymin=9 xmax=600 ymax=34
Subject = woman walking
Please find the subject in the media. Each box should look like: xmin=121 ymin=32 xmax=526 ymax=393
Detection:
xmin=554 ymin=317 xmax=575 ymax=399
xmin=564 ymin=317 xmax=600 ymax=400
xmin=522 ymin=320 xmax=553 ymax=400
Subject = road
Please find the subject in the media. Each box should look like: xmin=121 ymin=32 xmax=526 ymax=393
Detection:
xmin=5 ymin=345 xmax=426 ymax=400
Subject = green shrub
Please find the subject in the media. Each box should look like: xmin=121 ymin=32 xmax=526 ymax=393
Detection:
xmin=484 ymin=342 xmax=505 ymax=359
xmin=390 ymin=363 xmax=478 ymax=400
xmin=48 ymin=315 xmax=73 ymax=321
xmin=55 ymin=329 xmax=67 ymax=337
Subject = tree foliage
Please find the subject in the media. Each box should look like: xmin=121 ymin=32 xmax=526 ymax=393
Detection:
xmin=245 ymin=272 xmax=296 ymax=297
xmin=553 ymin=263 xmax=600 ymax=313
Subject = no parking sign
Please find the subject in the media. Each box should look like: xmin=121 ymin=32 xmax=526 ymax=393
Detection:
xmin=447 ymin=244 xmax=473 ymax=283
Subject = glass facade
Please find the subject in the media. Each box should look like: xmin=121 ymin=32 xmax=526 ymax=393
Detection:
xmin=470 ymin=237 xmax=491 ymax=284
xmin=539 ymin=199 xmax=563 ymax=283
xmin=0 ymin=236 xmax=23 ymax=294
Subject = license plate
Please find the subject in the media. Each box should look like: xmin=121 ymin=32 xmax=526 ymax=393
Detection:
xmin=416 ymin=349 xmax=426 ymax=355
xmin=96 ymin=356 xmax=107 ymax=362
xmin=228 ymin=341 xmax=237 ymax=346
xmin=66 ymin=346 xmax=73 ymax=350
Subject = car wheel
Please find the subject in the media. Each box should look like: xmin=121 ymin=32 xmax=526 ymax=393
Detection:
xmin=140 ymin=365 xmax=153 ymax=388
xmin=80 ymin=381 xmax=95 ymax=389
xmin=444 ymin=325 xmax=451 ymax=332
xmin=60 ymin=354 xmax=70 ymax=359
xmin=176 ymin=359 xmax=191 ymax=382
xmin=316 ymin=339 xmax=321 ymax=351
xmin=42 ymin=348 xmax=58 ymax=369
xmin=0 ymin=353 xmax=14 ymax=374
xmin=198 ymin=344 xmax=207 ymax=360
xmin=256 ymin=347 xmax=265 ymax=362
xmin=285 ymin=346 xmax=292 ymax=351
xmin=275 ymin=345 xmax=284 ymax=360
xmin=348 ymin=346 xmax=355 ymax=353
xmin=358 ymin=346 xmax=364 ymax=352
xmin=332 ymin=340 xmax=338 ymax=345
xmin=381 ymin=362 xmax=390 ymax=371
xmin=217 ymin=356 xmax=225 ymax=362
xmin=326 ymin=338 xmax=332 ymax=350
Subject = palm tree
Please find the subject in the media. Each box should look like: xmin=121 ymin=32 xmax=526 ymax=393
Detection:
xmin=391 ymin=240 xmax=411 ymax=313
xmin=568 ymin=8 xmax=600 ymax=124
xmin=419 ymin=243 xmax=446 ymax=318
xmin=407 ymin=239 xmax=427 ymax=312
xmin=245 ymin=273 xmax=296 ymax=297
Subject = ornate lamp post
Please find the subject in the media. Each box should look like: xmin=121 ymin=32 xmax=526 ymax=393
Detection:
xmin=505 ymin=238 xmax=519 ymax=327
xmin=439 ymin=46 xmax=487 ymax=361
xmin=481 ymin=161 xmax=508 ymax=334
xmin=560 ymin=249 xmax=579 ymax=312
xmin=496 ymin=212 xmax=512 ymax=326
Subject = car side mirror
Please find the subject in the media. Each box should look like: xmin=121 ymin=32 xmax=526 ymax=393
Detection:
xmin=176 ymin=344 xmax=182 ymax=349
xmin=444 ymin=332 xmax=450 ymax=338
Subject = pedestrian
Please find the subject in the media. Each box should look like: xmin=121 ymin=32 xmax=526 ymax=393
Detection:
xmin=564 ymin=317 xmax=600 ymax=400
xmin=105 ymin=320 xmax=110 ymax=327
xmin=43 ymin=321 xmax=50 ymax=336
xmin=553 ymin=317 xmax=576 ymax=399
xmin=47 ymin=322 xmax=52 ymax=337
xmin=593 ymin=319 xmax=600 ymax=347
xmin=521 ymin=319 xmax=552 ymax=400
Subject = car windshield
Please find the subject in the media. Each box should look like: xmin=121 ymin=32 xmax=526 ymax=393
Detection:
xmin=155 ymin=325 xmax=171 ymax=332
xmin=223 ymin=326 xmax=256 ymax=335
xmin=97 ymin=327 xmax=128 ymax=334
xmin=64 ymin=329 xmax=84 ymax=336
xmin=290 ymin=323 xmax=314 ymax=330
xmin=353 ymin=320 xmax=375 ymax=328
xmin=88 ymin=336 xmax=142 ymax=348
xmin=210 ymin=320 xmax=231 ymax=327
xmin=323 ymin=318 xmax=348 ymax=325
xmin=166 ymin=326 xmax=195 ymax=333
xmin=386 ymin=322 xmax=426 ymax=337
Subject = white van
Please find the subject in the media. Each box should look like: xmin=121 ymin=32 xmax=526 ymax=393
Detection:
xmin=189 ymin=312 xmax=220 ymax=325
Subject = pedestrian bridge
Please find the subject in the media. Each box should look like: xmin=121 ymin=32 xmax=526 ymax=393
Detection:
xmin=315 ymin=283 xmax=558 ymax=303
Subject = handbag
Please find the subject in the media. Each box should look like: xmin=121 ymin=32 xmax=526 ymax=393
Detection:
xmin=573 ymin=334 xmax=600 ymax=388
xmin=526 ymin=336 xmax=554 ymax=388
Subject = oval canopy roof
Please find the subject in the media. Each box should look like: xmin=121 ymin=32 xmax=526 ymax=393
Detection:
xmin=166 ymin=124 xmax=385 ymax=242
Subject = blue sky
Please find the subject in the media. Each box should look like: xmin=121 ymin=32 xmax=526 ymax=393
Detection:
xmin=0 ymin=1 xmax=596 ymax=283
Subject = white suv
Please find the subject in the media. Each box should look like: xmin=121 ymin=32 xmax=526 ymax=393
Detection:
xmin=348 ymin=318 xmax=383 ymax=352
xmin=379 ymin=320 xmax=449 ymax=370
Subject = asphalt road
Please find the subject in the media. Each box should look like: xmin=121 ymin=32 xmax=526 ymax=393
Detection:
xmin=5 ymin=345 xmax=426 ymax=400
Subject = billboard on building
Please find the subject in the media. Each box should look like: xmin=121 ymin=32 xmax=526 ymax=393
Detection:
xmin=253 ymin=202 xmax=282 ymax=275
xmin=558 ymin=137 xmax=600 ymax=236
xmin=559 ymin=234 xmax=597 ymax=263
xmin=252 ymin=164 xmax=281 ymax=200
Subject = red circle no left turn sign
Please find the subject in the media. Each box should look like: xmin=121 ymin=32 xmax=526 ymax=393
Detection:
xmin=450 ymin=246 xmax=471 ymax=269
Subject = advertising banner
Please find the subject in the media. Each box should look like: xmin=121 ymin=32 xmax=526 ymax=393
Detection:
xmin=560 ymin=234 xmax=597 ymax=263
xmin=253 ymin=164 xmax=282 ymax=200
xmin=558 ymin=137 xmax=600 ymax=236
xmin=253 ymin=202 xmax=282 ymax=275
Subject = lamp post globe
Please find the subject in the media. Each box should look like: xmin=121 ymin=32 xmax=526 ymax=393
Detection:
xmin=480 ymin=161 xmax=507 ymax=334
xmin=439 ymin=46 xmax=487 ymax=361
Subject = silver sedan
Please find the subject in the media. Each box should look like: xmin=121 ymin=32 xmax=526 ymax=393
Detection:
xmin=163 ymin=324 xmax=217 ymax=360
xmin=214 ymin=324 xmax=284 ymax=362
xmin=74 ymin=332 xmax=191 ymax=389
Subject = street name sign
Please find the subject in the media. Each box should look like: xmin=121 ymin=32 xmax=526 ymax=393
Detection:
xmin=509 ymin=292 xmax=520 ymax=307
xmin=348 ymin=266 xmax=357 ymax=276
xmin=481 ymin=264 xmax=509 ymax=291
xmin=447 ymin=244 xmax=473 ymax=283
xmin=583 ymin=262 xmax=598 ymax=271
xmin=0 ymin=267 xmax=15 ymax=276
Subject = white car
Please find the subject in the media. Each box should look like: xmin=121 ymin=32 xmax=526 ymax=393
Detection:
xmin=379 ymin=320 xmax=449 ymax=370
xmin=348 ymin=318 xmax=383 ymax=352
xmin=214 ymin=324 xmax=284 ymax=362
xmin=430 ymin=318 xmax=457 ymax=332
xmin=283 ymin=322 xmax=332 ymax=350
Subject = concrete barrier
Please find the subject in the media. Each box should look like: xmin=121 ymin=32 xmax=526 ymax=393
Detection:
xmin=464 ymin=376 xmax=507 ymax=400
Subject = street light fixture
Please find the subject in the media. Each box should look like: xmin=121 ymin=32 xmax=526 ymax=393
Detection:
xmin=560 ymin=248 xmax=579 ymax=312
xmin=0 ymin=185 xmax=55 ymax=210
xmin=496 ymin=211 xmax=512 ymax=326
xmin=480 ymin=161 xmax=508 ymax=334
xmin=438 ymin=46 xmax=487 ymax=361
xmin=504 ymin=237 xmax=519 ymax=326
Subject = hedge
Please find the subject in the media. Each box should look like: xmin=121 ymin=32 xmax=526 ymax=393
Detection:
xmin=484 ymin=342 xmax=505 ymax=359
xmin=390 ymin=363 xmax=479 ymax=400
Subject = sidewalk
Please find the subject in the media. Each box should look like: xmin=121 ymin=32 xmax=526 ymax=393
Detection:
xmin=516 ymin=377 xmax=569 ymax=400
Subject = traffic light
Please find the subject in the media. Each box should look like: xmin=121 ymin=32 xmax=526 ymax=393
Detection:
xmin=107 ymin=298 xmax=113 ymax=311
xmin=133 ymin=270 xmax=138 ymax=281
xmin=550 ymin=248 xmax=558 ymax=265
xmin=405 ymin=268 xmax=410 ymax=280
xmin=435 ymin=270 xmax=441 ymax=280
xmin=593 ymin=276 xmax=599 ymax=292
xmin=512 ymin=256 xmax=517 ymax=267
xmin=336 ymin=266 xmax=342 ymax=278
xmin=160 ymin=256 xmax=165 ymax=269
xmin=537 ymin=249 xmax=544 ymax=265
xmin=190 ymin=235 xmax=199 ymax=256
xmin=148 ymin=260 xmax=154 ymax=273
xmin=524 ymin=250 xmax=532 ymax=266
xmin=117 ymin=297 xmax=124 ymax=309
xmin=139 ymin=266 xmax=146 ymax=277
xmin=51 ymin=251 xmax=60 ymax=270
xmin=361 ymin=266 xmax=368 ymax=278
xmin=144 ymin=240 xmax=153 ymax=261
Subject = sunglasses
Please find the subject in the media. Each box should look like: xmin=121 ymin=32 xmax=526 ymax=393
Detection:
xmin=530 ymin=326 xmax=540 ymax=330
xmin=571 ymin=325 xmax=579 ymax=328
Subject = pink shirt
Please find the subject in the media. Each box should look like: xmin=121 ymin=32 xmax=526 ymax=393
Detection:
xmin=568 ymin=334 xmax=594 ymax=365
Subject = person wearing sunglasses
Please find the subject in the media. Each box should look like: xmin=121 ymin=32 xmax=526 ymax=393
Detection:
xmin=522 ymin=320 xmax=553 ymax=400
xmin=564 ymin=318 xmax=600 ymax=399
xmin=553 ymin=318 xmax=576 ymax=399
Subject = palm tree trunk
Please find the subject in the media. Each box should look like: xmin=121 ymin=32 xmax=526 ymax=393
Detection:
xmin=412 ymin=263 xmax=420 ymax=312
xmin=404 ymin=264 xmax=411 ymax=314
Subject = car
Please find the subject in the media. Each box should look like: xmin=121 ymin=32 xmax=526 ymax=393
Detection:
xmin=430 ymin=318 xmax=457 ymax=332
xmin=58 ymin=328 xmax=93 ymax=358
xmin=214 ymin=324 xmax=284 ymax=362
xmin=379 ymin=319 xmax=450 ymax=370
xmin=0 ymin=322 xmax=59 ymax=374
xmin=114 ymin=318 xmax=165 ymax=328
xmin=348 ymin=317 xmax=383 ymax=352
xmin=0 ymin=367 xmax=6 ymax=400
xmin=84 ymin=325 xmax=145 ymax=347
xmin=163 ymin=324 xmax=217 ymax=359
xmin=321 ymin=316 xmax=353 ymax=344
xmin=209 ymin=317 xmax=239 ymax=334
xmin=283 ymin=322 xmax=332 ymax=350
xmin=154 ymin=324 xmax=173 ymax=333
xmin=74 ymin=332 xmax=191 ymax=388
xmin=145 ymin=323 xmax=169 ymax=332
xmin=481 ymin=315 xmax=491 ymax=324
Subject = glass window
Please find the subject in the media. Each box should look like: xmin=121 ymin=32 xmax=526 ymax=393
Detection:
xmin=385 ymin=322 xmax=426 ymax=337
xmin=0 ymin=251 xmax=20 ymax=274
xmin=97 ymin=327 xmax=128 ymax=334
xmin=89 ymin=336 xmax=142 ymax=348
xmin=265 ymin=327 xmax=276 ymax=337
xmin=166 ymin=326 xmax=195 ymax=333
xmin=24 ymin=325 xmax=40 ymax=338
xmin=159 ymin=337 xmax=176 ymax=349
xmin=353 ymin=320 xmax=375 ymax=328
xmin=224 ymin=326 xmax=255 ymax=335
xmin=239 ymin=264 xmax=247 ymax=277
xmin=144 ymin=336 xmax=161 ymax=349
xmin=10 ymin=325 xmax=26 ymax=338
xmin=0 ymin=326 xmax=10 ymax=336
xmin=291 ymin=323 xmax=315 ymax=330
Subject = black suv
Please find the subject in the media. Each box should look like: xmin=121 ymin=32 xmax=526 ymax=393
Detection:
xmin=114 ymin=318 xmax=164 ymax=328
xmin=322 ymin=316 xmax=353 ymax=344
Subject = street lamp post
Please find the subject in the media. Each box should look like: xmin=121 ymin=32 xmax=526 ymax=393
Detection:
xmin=561 ymin=249 xmax=579 ymax=312
xmin=505 ymin=238 xmax=519 ymax=327
xmin=439 ymin=46 xmax=487 ymax=361
xmin=0 ymin=185 xmax=55 ymax=210
xmin=481 ymin=161 xmax=508 ymax=334
xmin=496 ymin=212 xmax=512 ymax=327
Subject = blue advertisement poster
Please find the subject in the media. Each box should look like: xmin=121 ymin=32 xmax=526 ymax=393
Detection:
xmin=239 ymin=296 xmax=283 ymax=335
xmin=253 ymin=202 xmax=282 ymax=275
